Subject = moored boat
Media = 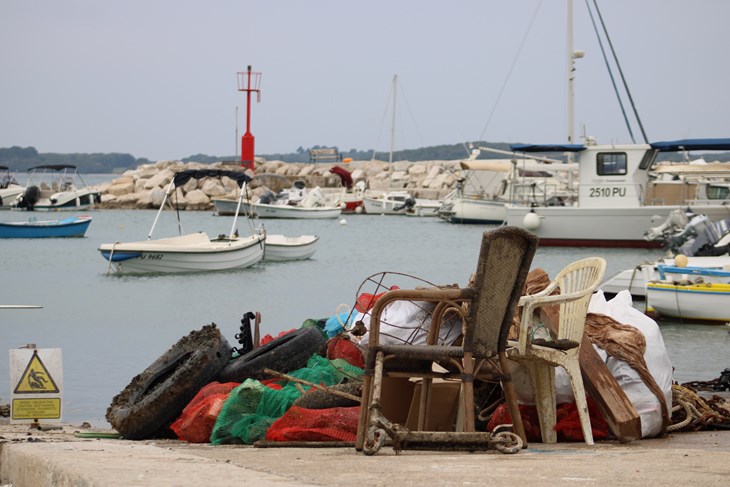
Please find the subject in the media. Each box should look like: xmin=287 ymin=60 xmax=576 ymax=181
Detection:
xmin=0 ymin=166 xmax=25 ymax=209
xmin=646 ymin=280 xmax=730 ymax=323
xmin=262 ymin=234 xmax=319 ymax=261
xmin=0 ymin=215 xmax=92 ymax=238
xmin=99 ymin=169 xmax=265 ymax=274
xmin=12 ymin=165 xmax=101 ymax=211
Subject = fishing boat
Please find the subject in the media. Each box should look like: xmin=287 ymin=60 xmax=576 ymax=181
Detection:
xmin=327 ymin=167 xmax=365 ymax=213
xmin=0 ymin=166 xmax=25 ymax=209
xmin=0 ymin=215 xmax=92 ymax=238
xmin=12 ymin=165 xmax=101 ymax=211
xmin=646 ymin=268 xmax=730 ymax=323
xmin=98 ymin=170 xmax=265 ymax=274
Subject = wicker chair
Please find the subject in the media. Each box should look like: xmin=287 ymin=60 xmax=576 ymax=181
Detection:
xmin=355 ymin=226 xmax=539 ymax=455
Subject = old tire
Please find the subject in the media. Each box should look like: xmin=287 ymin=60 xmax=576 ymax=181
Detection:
xmin=218 ymin=327 xmax=326 ymax=382
xmin=106 ymin=324 xmax=231 ymax=440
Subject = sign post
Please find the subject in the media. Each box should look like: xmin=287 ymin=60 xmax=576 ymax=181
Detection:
xmin=9 ymin=346 xmax=63 ymax=424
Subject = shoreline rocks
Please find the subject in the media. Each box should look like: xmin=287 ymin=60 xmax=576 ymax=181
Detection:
xmin=96 ymin=158 xmax=464 ymax=210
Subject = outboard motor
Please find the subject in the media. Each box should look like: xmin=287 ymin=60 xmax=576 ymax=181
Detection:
xmin=16 ymin=185 xmax=40 ymax=211
xmin=393 ymin=197 xmax=416 ymax=212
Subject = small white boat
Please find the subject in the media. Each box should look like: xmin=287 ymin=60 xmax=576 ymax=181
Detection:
xmin=263 ymin=234 xmax=319 ymax=261
xmin=646 ymin=279 xmax=730 ymax=323
xmin=216 ymin=182 xmax=341 ymax=219
xmin=99 ymin=169 xmax=264 ymax=274
xmin=362 ymin=190 xmax=412 ymax=215
xmin=12 ymin=165 xmax=101 ymax=211
xmin=0 ymin=166 xmax=25 ymax=209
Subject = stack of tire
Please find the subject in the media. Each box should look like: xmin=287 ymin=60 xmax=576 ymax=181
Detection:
xmin=107 ymin=324 xmax=326 ymax=440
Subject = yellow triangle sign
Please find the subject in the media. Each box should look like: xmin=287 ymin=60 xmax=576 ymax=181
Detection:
xmin=14 ymin=350 xmax=60 ymax=394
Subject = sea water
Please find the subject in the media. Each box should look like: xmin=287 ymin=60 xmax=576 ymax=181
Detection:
xmin=0 ymin=175 xmax=728 ymax=427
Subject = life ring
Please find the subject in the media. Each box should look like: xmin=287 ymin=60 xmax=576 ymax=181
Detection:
xmin=218 ymin=326 xmax=326 ymax=382
xmin=106 ymin=324 xmax=231 ymax=440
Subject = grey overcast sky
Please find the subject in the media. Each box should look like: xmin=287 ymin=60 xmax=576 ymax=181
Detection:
xmin=1 ymin=0 xmax=729 ymax=161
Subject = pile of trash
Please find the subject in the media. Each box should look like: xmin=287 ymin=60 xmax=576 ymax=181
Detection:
xmin=106 ymin=270 xmax=730 ymax=445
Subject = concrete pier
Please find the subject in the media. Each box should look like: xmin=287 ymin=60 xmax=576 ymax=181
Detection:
xmin=1 ymin=421 xmax=728 ymax=486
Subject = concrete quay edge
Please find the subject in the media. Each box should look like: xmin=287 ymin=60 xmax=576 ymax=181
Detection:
xmin=1 ymin=422 xmax=729 ymax=487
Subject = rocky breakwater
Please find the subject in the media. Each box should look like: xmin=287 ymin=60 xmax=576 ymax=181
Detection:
xmin=97 ymin=158 xmax=463 ymax=210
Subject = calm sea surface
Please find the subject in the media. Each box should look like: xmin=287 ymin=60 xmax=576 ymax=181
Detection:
xmin=1 ymin=174 xmax=728 ymax=427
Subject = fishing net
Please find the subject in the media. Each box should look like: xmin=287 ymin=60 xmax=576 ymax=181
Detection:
xmin=170 ymin=381 xmax=240 ymax=443
xmin=210 ymin=355 xmax=363 ymax=444
xmin=266 ymin=406 xmax=360 ymax=442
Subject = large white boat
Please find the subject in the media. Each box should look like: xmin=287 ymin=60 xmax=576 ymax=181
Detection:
xmin=362 ymin=190 xmax=413 ymax=215
xmin=504 ymin=139 xmax=730 ymax=247
xmin=12 ymin=165 xmax=101 ymax=211
xmin=99 ymin=170 xmax=265 ymax=274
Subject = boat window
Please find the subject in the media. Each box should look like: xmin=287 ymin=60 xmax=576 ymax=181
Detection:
xmin=596 ymin=152 xmax=627 ymax=176
xmin=706 ymin=185 xmax=730 ymax=200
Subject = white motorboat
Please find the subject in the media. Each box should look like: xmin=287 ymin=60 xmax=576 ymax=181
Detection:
xmin=362 ymin=190 xmax=413 ymax=215
xmin=602 ymin=209 xmax=730 ymax=297
xmin=99 ymin=169 xmax=265 ymax=274
xmin=404 ymin=198 xmax=442 ymax=217
xmin=215 ymin=182 xmax=341 ymax=219
xmin=437 ymin=153 xmax=577 ymax=224
xmin=262 ymin=234 xmax=319 ymax=261
xmin=0 ymin=166 xmax=25 ymax=209
xmin=12 ymin=165 xmax=101 ymax=211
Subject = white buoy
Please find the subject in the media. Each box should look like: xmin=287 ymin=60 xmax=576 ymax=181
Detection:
xmin=339 ymin=218 xmax=347 ymax=225
xmin=523 ymin=211 xmax=541 ymax=230
xmin=355 ymin=206 xmax=363 ymax=214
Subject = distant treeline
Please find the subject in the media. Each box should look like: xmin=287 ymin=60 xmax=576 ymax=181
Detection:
xmin=2 ymin=142 xmax=729 ymax=174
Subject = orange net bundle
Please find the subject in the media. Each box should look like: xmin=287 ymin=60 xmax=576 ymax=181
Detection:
xmin=170 ymin=381 xmax=240 ymax=443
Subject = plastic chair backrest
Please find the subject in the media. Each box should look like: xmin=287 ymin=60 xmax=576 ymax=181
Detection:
xmin=464 ymin=227 xmax=539 ymax=357
xmin=554 ymin=257 xmax=607 ymax=342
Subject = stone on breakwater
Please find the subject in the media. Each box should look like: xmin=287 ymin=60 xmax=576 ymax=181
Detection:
xmin=97 ymin=158 xmax=465 ymax=210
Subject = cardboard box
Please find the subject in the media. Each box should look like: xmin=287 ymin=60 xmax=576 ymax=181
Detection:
xmin=406 ymin=381 xmax=461 ymax=431
xmin=379 ymin=377 xmax=416 ymax=425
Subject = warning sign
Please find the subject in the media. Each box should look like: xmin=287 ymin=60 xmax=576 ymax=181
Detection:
xmin=14 ymin=350 xmax=60 ymax=393
xmin=9 ymin=347 xmax=63 ymax=424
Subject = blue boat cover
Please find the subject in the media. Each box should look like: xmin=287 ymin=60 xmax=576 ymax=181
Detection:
xmin=650 ymin=138 xmax=730 ymax=152
xmin=510 ymin=143 xmax=586 ymax=153
xmin=173 ymin=169 xmax=252 ymax=188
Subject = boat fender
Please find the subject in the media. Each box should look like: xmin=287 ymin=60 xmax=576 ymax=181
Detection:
xmin=106 ymin=323 xmax=231 ymax=440
xmin=523 ymin=210 xmax=541 ymax=230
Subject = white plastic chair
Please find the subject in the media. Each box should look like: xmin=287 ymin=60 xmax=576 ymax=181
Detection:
xmin=507 ymin=257 xmax=606 ymax=445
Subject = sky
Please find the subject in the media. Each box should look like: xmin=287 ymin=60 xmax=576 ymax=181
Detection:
xmin=1 ymin=0 xmax=729 ymax=161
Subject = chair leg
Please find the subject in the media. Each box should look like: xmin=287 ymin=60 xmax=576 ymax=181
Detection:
xmin=528 ymin=361 xmax=557 ymax=443
xmin=564 ymin=360 xmax=594 ymax=445
xmin=498 ymin=351 xmax=527 ymax=447
xmin=418 ymin=377 xmax=433 ymax=431
xmin=462 ymin=354 xmax=476 ymax=433
xmin=355 ymin=355 xmax=377 ymax=451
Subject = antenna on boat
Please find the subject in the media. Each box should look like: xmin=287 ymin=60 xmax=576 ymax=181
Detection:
xmin=566 ymin=0 xmax=584 ymax=163
xmin=237 ymin=66 xmax=262 ymax=173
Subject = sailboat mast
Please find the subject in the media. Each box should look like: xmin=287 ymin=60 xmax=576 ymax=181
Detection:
xmin=566 ymin=0 xmax=575 ymax=148
xmin=389 ymin=75 xmax=397 ymax=163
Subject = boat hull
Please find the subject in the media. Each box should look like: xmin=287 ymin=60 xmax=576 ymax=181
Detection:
xmin=646 ymin=282 xmax=730 ymax=322
xmin=438 ymin=198 xmax=506 ymax=224
xmin=0 ymin=216 xmax=91 ymax=238
xmin=222 ymin=200 xmax=342 ymax=219
xmin=263 ymin=234 xmax=319 ymax=261
xmin=506 ymin=204 xmax=730 ymax=247
xmin=98 ymin=233 xmax=265 ymax=273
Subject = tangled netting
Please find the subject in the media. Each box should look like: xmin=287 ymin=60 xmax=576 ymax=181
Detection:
xmin=210 ymin=355 xmax=363 ymax=444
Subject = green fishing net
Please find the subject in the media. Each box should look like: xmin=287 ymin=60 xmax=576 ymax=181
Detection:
xmin=210 ymin=354 xmax=363 ymax=444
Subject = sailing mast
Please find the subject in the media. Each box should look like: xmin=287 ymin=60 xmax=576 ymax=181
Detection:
xmin=566 ymin=0 xmax=584 ymax=161
xmin=389 ymin=74 xmax=397 ymax=163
